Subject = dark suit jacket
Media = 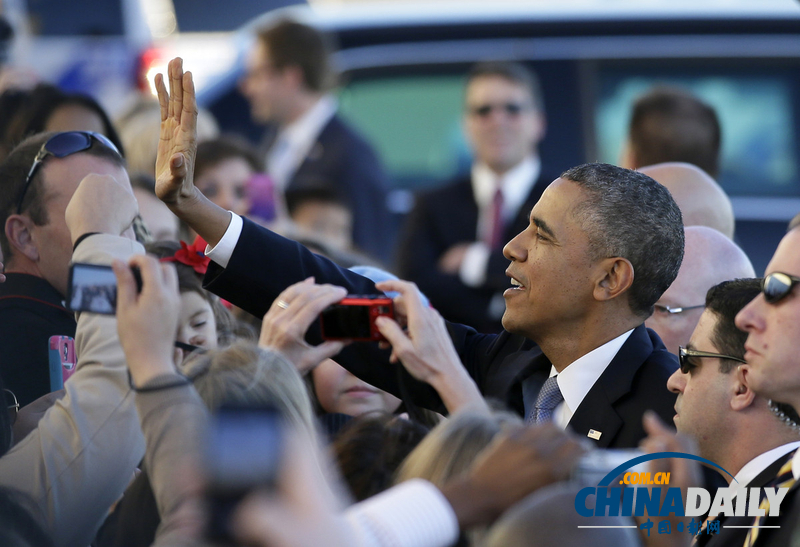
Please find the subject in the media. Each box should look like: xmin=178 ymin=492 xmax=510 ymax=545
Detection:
xmin=0 ymin=273 xmax=75 ymax=406
xmin=204 ymin=218 xmax=678 ymax=448
xmin=282 ymin=114 xmax=392 ymax=262
xmin=395 ymin=170 xmax=553 ymax=332
xmin=698 ymin=449 xmax=796 ymax=547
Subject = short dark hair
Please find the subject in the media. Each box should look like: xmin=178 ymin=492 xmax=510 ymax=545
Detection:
xmin=561 ymin=163 xmax=684 ymax=318
xmin=285 ymin=183 xmax=348 ymax=218
xmin=465 ymin=61 xmax=544 ymax=112
xmin=0 ymin=132 xmax=125 ymax=260
xmin=257 ymin=19 xmax=334 ymax=92
xmin=194 ymin=136 xmax=262 ymax=182
xmin=704 ymin=278 xmax=760 ymax=373
xmin=628 ymin=86 xmax=721 ymax=177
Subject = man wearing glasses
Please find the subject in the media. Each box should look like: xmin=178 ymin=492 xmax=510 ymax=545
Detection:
xmin=645 ymin=225 xmax=755 ymax=355
xmin=728 ymin=224 xmax=800 ymax=546
xmin=665 ymin=278 xmax=800 ymax=547
xmin=0 ymin=131 xmax=131 ymax=405
xmin=396 ymin=62 xmax=554 ymax=333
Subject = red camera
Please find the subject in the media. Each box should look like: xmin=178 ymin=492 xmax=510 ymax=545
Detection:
xmin=320 ymin=295 xmax=394 ymax=342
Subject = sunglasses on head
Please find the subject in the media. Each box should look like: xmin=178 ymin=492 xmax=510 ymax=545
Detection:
xmin=16 ymin=131 xmax=120 ymax=214
xmin=678 ymin=346 xmax=746 ymax=375
xmin=469 ymin=102 xmax=528 ymax=118
xmin=762 ymin=272 xmax=800 ymax=304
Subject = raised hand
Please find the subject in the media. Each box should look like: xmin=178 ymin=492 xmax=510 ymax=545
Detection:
xmin=154 ymin=57 xmax=198 ymax=207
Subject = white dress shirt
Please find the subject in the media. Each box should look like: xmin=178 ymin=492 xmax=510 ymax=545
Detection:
xmin=460 ymin=155 xmax=541 ymax=288
xmin=267 ymin=94 xmax=338 ymax=191
xmin=544 ymin=329 xmax=634 ymax=430
xmin=729 ymin=442 xmax=800 ymax=502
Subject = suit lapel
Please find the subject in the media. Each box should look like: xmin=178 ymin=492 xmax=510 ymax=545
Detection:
xmin=567 ymin=325 xmax=654 ymax=448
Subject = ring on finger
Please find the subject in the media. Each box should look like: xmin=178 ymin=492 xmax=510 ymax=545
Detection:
xmin=276 ymin=299 xmax=289 ymax=310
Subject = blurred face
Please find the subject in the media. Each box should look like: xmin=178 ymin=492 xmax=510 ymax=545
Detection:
xmin=502 ymin=178 xmax=598 ymax=340
xmin=240 ymin=42 xmax=293 ymax=125
xmin=176 ymin=291 xmax=218 ymax=353
xmin=44 ymin=104 xmax=105 ymax=135
xmin=464 ymin=75 xmax=544 ymax=174
xmin=195 ymin=157 xmax=254 ymax=216
xmin=645 ymin=273 xmax=707 ymax=356
xmin=312 ymin=359 xmax=401 ymax=417
xmin=666 ymin=310 xmax=732 ymax=454
xmin=291 ymin=200 xmax=353 ymax=250
xmin=735 ymin=229 xmax=800 ymax=406
xmin=32 ymin=155 xmax=130 ymax=296
xmin=133 ymin=188 xmax=179 ymax=241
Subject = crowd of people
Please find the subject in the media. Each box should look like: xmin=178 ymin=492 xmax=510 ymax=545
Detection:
xmin=0 ymin=15 xmax=798 ymax=547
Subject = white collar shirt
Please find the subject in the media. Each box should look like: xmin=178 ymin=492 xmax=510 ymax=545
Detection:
xmin=267 ymin=94 xmax=338 ymax=191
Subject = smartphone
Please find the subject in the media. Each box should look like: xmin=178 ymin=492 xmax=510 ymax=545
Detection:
xmin=66 ymin=263 xmax=141 ymax=315
xmin=320 ymin=295 xmax=394 ymax=342
xmin=48 ymin=335 xmax=76 ymax=391
xmin=204 ymin=403 xmax=283 ymax=543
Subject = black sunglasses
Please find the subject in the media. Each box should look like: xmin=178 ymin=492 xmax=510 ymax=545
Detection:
xmin=762 ymin=272 xmax=800 ymax=304
xmin=468 ymin=102 xmax=528 ymax=117
xmin=16 ymin=131 xmax=120 ymax=214
xmin=678 ymin=346 xmax=746 ymax=374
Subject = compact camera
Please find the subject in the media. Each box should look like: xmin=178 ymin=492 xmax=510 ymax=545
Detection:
xmin=66 ymin=263 xmax=142 ymax=315
xmin=320 ymin=295 xmax=394 ymax=342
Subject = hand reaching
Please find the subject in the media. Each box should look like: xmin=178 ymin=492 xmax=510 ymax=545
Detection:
xmin=258 ymin=278 xmax=348 ymax=374
xmin=154 ymin=58 xmax=198 ymax=207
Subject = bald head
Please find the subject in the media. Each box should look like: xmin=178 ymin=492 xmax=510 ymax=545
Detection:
xmin=645 ymin=226 xmax=755 ymax=355
xmin=639 ymin=162 xmax=735 ymax=239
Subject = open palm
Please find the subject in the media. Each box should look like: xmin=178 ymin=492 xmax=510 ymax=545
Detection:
xmin=154 ymin=57 xmax=198 ymax=205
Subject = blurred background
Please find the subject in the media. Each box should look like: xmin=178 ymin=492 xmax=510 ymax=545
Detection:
xmin=1 ymin=0 xmax=799 ymax=273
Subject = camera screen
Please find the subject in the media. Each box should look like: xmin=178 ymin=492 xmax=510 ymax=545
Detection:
xmin=67 ymin=263 xmax=117 ymax=315
xmin=205 ymin=407 xmax=283 ymax=491
xmin=321 ymin=305 xmax=372 ymax=338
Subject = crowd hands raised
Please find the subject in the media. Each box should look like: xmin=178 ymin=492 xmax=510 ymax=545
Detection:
xmin=0 ymin=51 xmax=799 ymax=547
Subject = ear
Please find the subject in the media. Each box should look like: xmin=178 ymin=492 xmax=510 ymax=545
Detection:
xmin=282 ymin=64 xmax=306 ymax=91
xmin=5 ymin=215 xmax=40 ymax=263
xmin=592 ymin=257 xmax=634 ymax=302
xmin=731 ymin=365 xmax=757 ymax=411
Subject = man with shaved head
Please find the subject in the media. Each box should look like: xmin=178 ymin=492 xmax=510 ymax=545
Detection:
xmin=639 ymin=162 xmax=735 ymax=239
xmin=646 ymin=225 xmax=754 ymax=355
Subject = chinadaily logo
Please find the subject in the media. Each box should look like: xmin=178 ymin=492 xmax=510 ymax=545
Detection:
xmin=573 ymin=452 xmax=792 ymax=538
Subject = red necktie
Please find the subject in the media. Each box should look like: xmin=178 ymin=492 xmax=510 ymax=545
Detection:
xmin=488 ymin=185 xmax=504 ymax=250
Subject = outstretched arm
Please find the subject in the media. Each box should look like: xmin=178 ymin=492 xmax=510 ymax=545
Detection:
xmin=154 ymin=57 xmax=230 ymax=247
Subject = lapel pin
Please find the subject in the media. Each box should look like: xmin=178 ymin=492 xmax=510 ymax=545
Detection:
xmin=587 ymin=429 xmax=602 ymax=440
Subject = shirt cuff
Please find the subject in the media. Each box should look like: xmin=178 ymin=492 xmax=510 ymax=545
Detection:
xmin=344 ymin=479 xmax=459 ymax=547
xmin=459 ymin=242 xmax=491 ymax=288
xmin=204 ymin=212 xmax=242 ymax=269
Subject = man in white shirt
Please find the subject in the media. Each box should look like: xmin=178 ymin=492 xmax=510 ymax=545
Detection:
xmin=666 ymin=278 xmax=800 ymax=547
xmin=732 ymin=224 xmax=800 ymax=546
xmin=240 ymin=19 xmax=391 ymax=260
xmin=155 ymin=58 xmax=682 ymax=449
xmin=396 ymin=62 xmax=551 ymax=333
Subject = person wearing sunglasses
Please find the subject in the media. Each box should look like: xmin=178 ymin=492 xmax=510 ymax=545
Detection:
xmin=662 ymin=277 xmax=800 ymax=547
xmin=0 ymin=130 xmax=130 ymax=406
xmin=645 ymin=225 xmax=754 ymax=356
xmin=395 ymin=61 xmax=554 ymax=334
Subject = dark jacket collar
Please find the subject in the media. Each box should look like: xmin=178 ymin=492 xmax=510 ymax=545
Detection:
xmin=0 ymin=272 xmax=70 ymax=313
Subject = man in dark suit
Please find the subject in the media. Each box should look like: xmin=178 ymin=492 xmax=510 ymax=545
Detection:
xmin=397 ymin=62 xmax=550 ymax=333
xmin=731 ymin=224 xmax=800 ymax=546
xmin=0 ymin=131 xmax=130 ymax=405
xmin=240 ymin=19 xmax=391 ymax=260
xmin=658 ymin=279 xmax=800 ymax=546
xmin=156 ymin=61 xmax=683 ymax=449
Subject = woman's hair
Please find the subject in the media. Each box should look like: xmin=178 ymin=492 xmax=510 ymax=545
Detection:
xmin=395 ymin=410 xmax=521 ymax=487
xmin=144 ymin=240 xmax=240 ymax=346
xmin=182 ymin=342 xmax=316 ymax=439
xmin=332 ymin=413 xmax=429 ymax=502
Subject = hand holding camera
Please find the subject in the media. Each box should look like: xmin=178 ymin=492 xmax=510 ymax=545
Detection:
xmin=113 ymin=255 xmax=180 ymax=386
xmin=258 ymin=278 xmax=350 ymax=374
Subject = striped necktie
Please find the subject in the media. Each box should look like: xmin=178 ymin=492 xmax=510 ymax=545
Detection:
xmin=743 ymin=459 xmax=795 ymax=547
xmin=527 ymin=375 xmax=563 ymax=424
